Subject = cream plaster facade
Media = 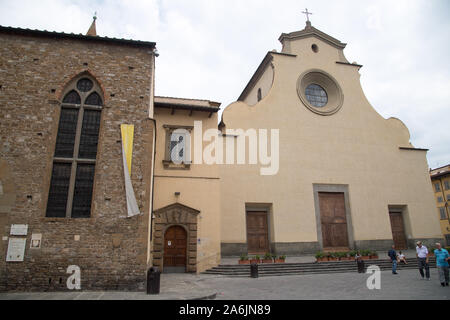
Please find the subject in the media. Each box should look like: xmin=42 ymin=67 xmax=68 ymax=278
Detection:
xmin=151 ymin=97 xmax=221 ymax=273
xmin=219 ymin=22 xmax=443 ymax=256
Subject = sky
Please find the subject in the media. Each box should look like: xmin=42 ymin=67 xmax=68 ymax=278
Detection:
xmin=0 ymin=0 xmax=449 ymax=168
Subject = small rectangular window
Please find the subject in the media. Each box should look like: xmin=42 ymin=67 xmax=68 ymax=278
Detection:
xmin=435 ymin=183 xmax=441 ymax=192
xmin=437 ymin=196 xmax=443 ymax=203
xmin=444 ymin=181 xmax=450 ymax=190
xmin=439 ymin=207 xmax=447 ymax=220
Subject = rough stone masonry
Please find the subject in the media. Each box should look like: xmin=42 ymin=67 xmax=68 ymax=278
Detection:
xmin=0 ymin=27 xmax=156 ymax=291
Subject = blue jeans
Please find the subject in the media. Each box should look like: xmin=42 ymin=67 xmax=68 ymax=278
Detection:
xmin=392 ymin=259 xmax=397 ymax=273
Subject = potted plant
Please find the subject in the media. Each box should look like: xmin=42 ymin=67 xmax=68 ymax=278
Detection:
xmin=341 ymin=251 xmax=352 ymax=261
xmin=315 ymin=251 xmax=326 ymax=262
xmin=262 ymin=252 xmax=273 ymax=263
xmin=275 ymin=255 xmax=286 ymax=263
xmin=361 ymin=250 xmax=371 ymax=260
xmin=370 ymin=250 xmax=378 ymax=260
xmin=239 ymin=254 xmax=250 ymax=265
xmin=348 ymin=250 xmax=357 ymax=260
xmin=250 ymin=255 xmax=261 ymax=264
xmin=328 ymin=252 xmax=338 ymax=262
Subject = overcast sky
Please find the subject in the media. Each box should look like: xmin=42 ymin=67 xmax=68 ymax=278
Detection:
xmin=0 ymin=0 xmax=448 ymax=168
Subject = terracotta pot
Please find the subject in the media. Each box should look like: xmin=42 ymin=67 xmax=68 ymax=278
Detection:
xmin=262 ymin=259 xmax=273 ymax=263
xmin=361 ymin=256 xmax=370 ymax=260
xmin=250 ymin=259 xmax=260 ymax=264
xmin=239 ymin=260 xmax=250 ymax=265
xmin=370 ymin=255 xmax=378 ymax=260
xmin=275 ymin=259 xmax=285 ymax=263
xmin=328 ymin=257 xmax=338 ymax=261
xmin=342 ymin=256 xmax=351 ymax=261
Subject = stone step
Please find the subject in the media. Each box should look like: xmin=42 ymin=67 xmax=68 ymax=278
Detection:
xmin=203 ymin=258 xmax=437 ymax=277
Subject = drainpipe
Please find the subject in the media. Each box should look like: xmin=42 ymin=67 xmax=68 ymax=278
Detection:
xmin=147 ymin=47 xmax=158 ymax=266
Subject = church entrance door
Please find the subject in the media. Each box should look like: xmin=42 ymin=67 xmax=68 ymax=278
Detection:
xmin=319 ymin=192 xmax=349 ymax=250
xmin=163 ymin=225 xmax=187 ymax=273
xmin=389 ymin=212 xmax=407 ymax=250
xmin=246 ymin=211 xmax=269 ymax=254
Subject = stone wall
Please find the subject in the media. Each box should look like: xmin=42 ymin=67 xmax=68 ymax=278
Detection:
xmin=0 ymin=30 xmax=155 ymax=291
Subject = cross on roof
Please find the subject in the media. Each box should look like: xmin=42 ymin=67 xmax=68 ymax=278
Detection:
xmin=302 ymin=8 xmax=313 ymax=22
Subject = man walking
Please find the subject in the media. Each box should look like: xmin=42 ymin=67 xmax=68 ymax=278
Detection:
xmin=388 ymin=245 xmax=398 ymax=275
xmin=416 ymin=241 xmax=430 ymax=280
xmin=433 ymin=243 xmax=449 ymax=287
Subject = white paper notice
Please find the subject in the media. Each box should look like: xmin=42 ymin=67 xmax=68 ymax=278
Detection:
xmin=10 ymin=224 xmax=28 ymax=236
xmin=6 ymin=238 xmax=26 ymax=262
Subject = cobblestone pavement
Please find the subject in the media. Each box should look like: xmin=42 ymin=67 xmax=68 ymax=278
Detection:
xmin=1 ymin=268 xmax=449 ymax=300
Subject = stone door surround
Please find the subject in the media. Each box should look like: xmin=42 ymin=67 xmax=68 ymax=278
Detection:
xmin=152 ymin=202 xmax=199 ymax=273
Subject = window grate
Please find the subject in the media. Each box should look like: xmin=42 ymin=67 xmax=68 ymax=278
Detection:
xmin=71 ymin=164 xmax=95 ymax=218
xmin=85 ymin=92 xmax=102 ymax=106
xmin=46 ymin=77 xmax=102 ymax=218
xmin=62 ymin=90 xmax=81 ymax=104
xmin=46 ymin=163 xmax=72 ymax=217
xmin=78 ymin=109 xmax=101 ymax=159
xmin=54 ymin=108 xmax=79 ymax=158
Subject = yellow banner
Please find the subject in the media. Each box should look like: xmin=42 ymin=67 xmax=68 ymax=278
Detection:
xmin=120 ymin=124 xmax=134 ymax=175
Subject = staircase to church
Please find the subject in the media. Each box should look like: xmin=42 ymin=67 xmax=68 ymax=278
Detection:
xmin=203 ymin=257 xmax=437 ymax=277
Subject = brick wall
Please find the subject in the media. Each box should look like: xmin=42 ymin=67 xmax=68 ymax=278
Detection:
xmin=0 ymin=31 xmax=155 ymax=291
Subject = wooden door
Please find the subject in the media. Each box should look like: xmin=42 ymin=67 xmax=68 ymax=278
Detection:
xmin=246 ymin=211 xmax=269 ymax=254
xmin=163 ymin=226 xmax=187 ymax=273
xmin=389 ymin=212 xmax=407 ymax=249
xmin=319 ymin=192 xmax=349 ymax=249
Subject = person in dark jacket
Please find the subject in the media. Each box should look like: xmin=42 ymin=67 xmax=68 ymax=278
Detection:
xmin=388 ymin=245 xmax=398 ymax=274
xmin=355 ymin=251 xmax=365 ymax=273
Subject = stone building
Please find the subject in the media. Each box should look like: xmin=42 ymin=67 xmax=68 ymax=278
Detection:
xmin=430 ymin=164 xmax=450 ymax=245
xmin=0 ymin=23 xmax=157 ymax=290
xmin=219 ymin=21 xmax=443 ymax=256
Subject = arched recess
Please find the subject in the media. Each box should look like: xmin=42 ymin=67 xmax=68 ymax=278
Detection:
xmin=152 ymin=203 xmax=199 ymax=273
xmin=46 ymin=73 xmax=104 ymax=218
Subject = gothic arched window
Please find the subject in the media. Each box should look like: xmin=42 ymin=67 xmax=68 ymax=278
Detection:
xmin=46 ymin=77 xmax=103 ymax=218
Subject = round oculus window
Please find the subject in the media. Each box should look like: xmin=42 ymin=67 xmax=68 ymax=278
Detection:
xmin=305 ymin=84 xmax=328 ymax=107
xmin=297 ymin=70 xmax=344 ymax=116
xmin=76 ymin=78 xmax=94 ymax=92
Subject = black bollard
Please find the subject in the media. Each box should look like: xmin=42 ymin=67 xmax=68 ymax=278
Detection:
xmin=250 ymin=262 xmax=259 ymax=278
xmin=147 ymin=267 xmax=161 ymax=294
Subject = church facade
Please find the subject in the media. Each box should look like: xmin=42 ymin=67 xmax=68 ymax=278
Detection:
xmin=0 ymin=19 xmax=444 ymax=292
xmin=219 ymin=21 xmax=443 ymax=256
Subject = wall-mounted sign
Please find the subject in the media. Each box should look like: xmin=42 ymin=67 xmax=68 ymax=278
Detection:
xmin=6 ymin=238 xmax=26 ymax=262
xmin=10 ymin=224 xmax=28 ymax=236
xmin=30 ymin=234 xmax=42 ymax=249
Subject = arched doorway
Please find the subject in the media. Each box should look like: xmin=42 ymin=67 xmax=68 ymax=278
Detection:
xmin=163 ymin=225 xmax=187 ymax=273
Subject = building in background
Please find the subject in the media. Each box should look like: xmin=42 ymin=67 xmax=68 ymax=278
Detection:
xmin=430 ymin=164 xmax=450 ymax=245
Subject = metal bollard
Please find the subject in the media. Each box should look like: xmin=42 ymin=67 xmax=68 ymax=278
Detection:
xmin=146 ymin=267 xmax=161 ymax=294
xmin=250 ymin=262 xmax=259 ymax=278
